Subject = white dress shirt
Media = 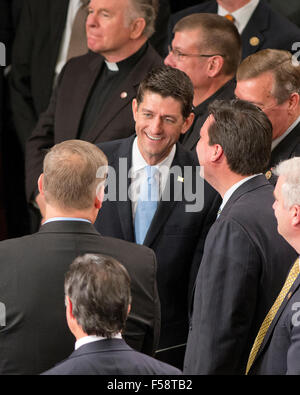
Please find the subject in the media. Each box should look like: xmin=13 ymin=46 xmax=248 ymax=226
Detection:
xmin=75 ymin=333 xmax=122 ymax=350
xmin=130 ymin=137 xmax=176 ymax=220
xmin=55 ymin=0 xmax=83 ymax=80
xmin=218 ymin=0 xmax=260 ymax=34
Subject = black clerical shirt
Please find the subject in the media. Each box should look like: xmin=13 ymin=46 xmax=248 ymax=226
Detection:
xmin=78 ymin=43 xmax=148 ymax=139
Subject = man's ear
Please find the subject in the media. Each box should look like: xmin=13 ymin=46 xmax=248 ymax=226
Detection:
xmin=207 ymin=55 xmax=224 ymax=77
xmin=37 ymin=173 xmax=44 ymax=195
xmin=95 ymin=184 xmax=105 ymax=210
xmin=181 ymin=112 xmax=195 ymax=135
xmin=211 ymin=144 xmax=223 ymax=162
xmin=132 ymin=98 xmax=138 ymax=122
xmin=129 ymin=17 xmax=146 ymax=40
xmin=291 ymin=204 xmax=300 ymax=227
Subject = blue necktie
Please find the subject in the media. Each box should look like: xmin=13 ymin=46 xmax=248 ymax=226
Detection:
xmin=134 ymin=165 xmax=159 ymax=244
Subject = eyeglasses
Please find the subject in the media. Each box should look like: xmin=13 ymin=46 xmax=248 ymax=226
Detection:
xmin=168 ymin=45 xmax=225 ymax=61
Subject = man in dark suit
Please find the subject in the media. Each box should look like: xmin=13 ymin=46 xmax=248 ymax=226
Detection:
xmin=235 ymin=49 xmax=300 ymax=183
xmin=43 ymin=253 xmax=181 ymax=375
xmin=25 ymin=0 xmax=162 ymax=222
xmin=164 ymin=13 xmax=241 ymax=151
xmin=246 ymin=157 xmax=300 ymax=375
xmin=168 ymin=0 xmax=300 ymax=60
xmin=94 ymin=66 xmax=220 ymax=369
xmin=0 ymin=140 xmax=160 ymax=375
xmin=183 ymin=99 xmax=298 ymax=375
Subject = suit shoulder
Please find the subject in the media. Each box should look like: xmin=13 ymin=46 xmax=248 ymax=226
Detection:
xmin=171 ymin=1 xmax=215 ymax=23
xmin=100 ymin=235 xmax=156 ymax=260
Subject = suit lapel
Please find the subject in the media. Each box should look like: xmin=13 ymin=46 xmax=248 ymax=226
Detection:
xmin=241 ymin=1 xmax=269 ymax=57
xmin=115 ymin=137 xmax=135 ymax=242
xmin=49 ymin=0 xmax=70 ymax=67
xmin=270 ymin=123 xmax=300 ymax=168
xmin=253 ymin=274 xmax=300 ymax=365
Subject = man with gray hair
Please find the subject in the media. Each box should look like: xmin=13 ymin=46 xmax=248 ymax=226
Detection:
xmin=25 ymin=0 xmax=162 ymax=225
xmin=0 ymin=140 xmax=160 ymax=374
xmin=235 ymin=49 xmax=300 ymax=183
xmin=246 ymin=157 xmax=300 ymax=375
xmin=43 ymin=254 xmax=181 ymax=375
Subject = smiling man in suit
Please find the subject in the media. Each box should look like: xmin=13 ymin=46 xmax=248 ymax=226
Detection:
xmin=246 ymin=157 xmax=300 ymax=375
xmin=0 ymin=140 xmax=160 ymax=375
xmin=183 ymin=99 xmax=297 ymax=374
xmin=25 ymin=0 xmax=162 ymax=222
xmin=235 ymin=49 xmax=300 ymax=183
xmin=94 ymin=65 xmax=220 ymax=369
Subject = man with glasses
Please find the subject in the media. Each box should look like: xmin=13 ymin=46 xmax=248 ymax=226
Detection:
xmin=235 ymin=49 xmax=300 ymax=183
xmin=165 ymin=13 xmax=241 ymax=151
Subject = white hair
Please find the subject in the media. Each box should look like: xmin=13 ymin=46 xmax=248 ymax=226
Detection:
xmin=274 ymin=157 xmax=300 ymax=208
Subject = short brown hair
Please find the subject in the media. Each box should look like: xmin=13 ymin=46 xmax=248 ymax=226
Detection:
xmin=43 ymin=140 xmax=107 ymax=210
xmin=207 ymin=99 xmax=273 ymax=175
xmin=237 ymin=49 xmax=300 ymax=104
xmin=174 ymin=13 xmax=242 ymax=76
xmin=126 ymin=0 xmax=158 ymax=38
xmin=136 ymin=65 xmax=194 ymax=119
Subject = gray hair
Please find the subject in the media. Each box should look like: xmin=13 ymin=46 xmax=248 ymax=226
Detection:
xmin=125 ymin=0 xmax=158 ymax=38
xmin=274 ymin=157 xmax=300 ymax=208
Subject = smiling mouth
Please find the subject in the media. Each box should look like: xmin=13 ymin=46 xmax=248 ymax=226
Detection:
xmin=145 ymin=132 xmax=162 ymax=141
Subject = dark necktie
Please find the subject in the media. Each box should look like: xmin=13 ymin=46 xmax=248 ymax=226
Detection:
xmin=67 ymin=0 xmax=89 ymax=61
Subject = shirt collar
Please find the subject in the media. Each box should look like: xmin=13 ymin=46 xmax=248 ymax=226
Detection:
xmin=218 ymin=0 xmax=260 ymax=34
xmin=219 ymin=174 xmax=261 ymax=214
xmin=43 ymin=217 xmax=91 ymax=225
xmin=75 ymin=333 xmax=122 ymax=350
xmin=131 ymin=137 xmax=176 ymax=173
xmin=272 ymin=114 xmax=300 ymax=151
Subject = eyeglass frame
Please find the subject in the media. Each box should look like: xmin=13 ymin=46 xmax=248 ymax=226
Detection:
xmin=168 ymin=45 xmax=225 ymax=61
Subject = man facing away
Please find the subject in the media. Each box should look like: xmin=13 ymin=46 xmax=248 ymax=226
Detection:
xmin=42 ymin=253 xmax=182 ymax=375
xmin=0 ymin=140 xmax=160 ymax=374
xmin=184 ymin=99 xmax=298 ymax=374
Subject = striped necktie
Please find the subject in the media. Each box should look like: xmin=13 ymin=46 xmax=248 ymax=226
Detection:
xmin=246 ymin=257 xmax=300 ymax=374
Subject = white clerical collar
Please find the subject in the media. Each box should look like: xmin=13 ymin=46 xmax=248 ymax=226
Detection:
xmin=105 ymin=61 xmax=119 ymax=72
xmin=218 ymin=0 xmax=260 ymax=34
xmin=272 ymin=114 xmax=300 ymax=151
xmin=219 ymin=174 xmax=261 ymax=215
xmin=75 ymin=333 xmax=122 ymax=350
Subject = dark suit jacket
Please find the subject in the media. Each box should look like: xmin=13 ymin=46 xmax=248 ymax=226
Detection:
xmin=0 ymin=220 xmax=160 ymax=375
xmin=94 ymin=136 xmax=220 ymax=352
xmin=183 ymin=175 xmax=298 ymax=375
xmin=42 ymin=338 xmax=182 ymax=375
xmin=265 ymin=121 xmax=300 ymax=185
xmin=168 ymin=0 xmax=300 ymax=59
xmin=249 ymin=269 xmax=300 ymax=375
xmin=181 ymin=79 xmax=236 ymax=151
xmin=25 ymin=44 xmax=162 ymax=203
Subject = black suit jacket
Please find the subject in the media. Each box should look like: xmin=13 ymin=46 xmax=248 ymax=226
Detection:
xmin=42 ymin=338 xmax=182 ymax=375
xmin=25 ymin=44 xmax=162 ymax=203
xmin=0 ymin=220 xmax=160 ymax=375
xmin=168 ymin=0 xmax=300 ymax=59
xmin=184 ymin=175 xmax=298 ymax=374
xmin=181 ymin=79 xmax=236 ymax=151
xmin=249 ymin=269 xmax=300 ymax=375
xmin=94 ymin=136 xmax=220 ymax=352
xmin=265 ymin=121 xmax=300 ymax=185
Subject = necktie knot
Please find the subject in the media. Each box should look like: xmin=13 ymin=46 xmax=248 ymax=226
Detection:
xmin=224 ymin=14 xmax=235 ymax=23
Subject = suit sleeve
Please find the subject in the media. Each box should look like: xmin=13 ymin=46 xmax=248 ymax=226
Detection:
xmin=9 ymin=1 xmax=37 ymax=151
xmin=190 ymin=219 xmax=261 ymax=374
